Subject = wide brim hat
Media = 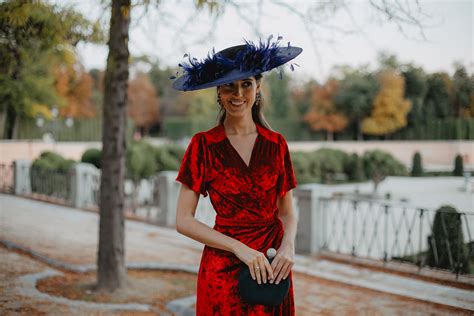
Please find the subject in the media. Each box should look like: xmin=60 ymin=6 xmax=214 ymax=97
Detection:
xmin=171 ymin=36 xmax=302 ymax=91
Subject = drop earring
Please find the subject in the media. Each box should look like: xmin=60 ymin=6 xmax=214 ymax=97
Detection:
xmin=255 ymin=91 xmax=261 ymax=107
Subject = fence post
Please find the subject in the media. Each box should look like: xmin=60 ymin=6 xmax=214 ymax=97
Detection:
xmin=156 ymin=171 xmax=180 ymax=226
xmin=294 ymin=184 xmax=330 ymax=254
xmin=70 ymin=163 xmax=100 ymax=208
xmin=13 ymin=160 xmax=31 ymax=195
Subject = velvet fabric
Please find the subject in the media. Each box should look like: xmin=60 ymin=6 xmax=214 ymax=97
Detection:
xmin=176 ymin=123 xmax=297 ymax=315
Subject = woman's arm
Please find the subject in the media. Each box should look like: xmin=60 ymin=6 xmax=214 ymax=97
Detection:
xmin=176 ymin=183 xmax=274 ymax=284
xmin=271 ymin=189 xmax=298 ymax=284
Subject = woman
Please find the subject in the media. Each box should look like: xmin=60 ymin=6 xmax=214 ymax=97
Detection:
xmin=172 ymin=37 xmax=302 ymax=315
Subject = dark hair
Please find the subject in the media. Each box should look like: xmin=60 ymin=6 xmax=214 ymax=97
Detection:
xmin=216 ymin=74 xmax=273 ymax=130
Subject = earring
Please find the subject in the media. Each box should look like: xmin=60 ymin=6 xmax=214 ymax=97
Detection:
xmin=255 ymin=91 xmax=261 ymax=107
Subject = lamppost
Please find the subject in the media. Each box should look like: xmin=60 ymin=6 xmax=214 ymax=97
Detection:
xmin=35 ymin=105 xmax=74 ymax=143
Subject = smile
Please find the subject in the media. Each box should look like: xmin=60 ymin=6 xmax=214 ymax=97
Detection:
xmin=230 ymin=101 xmax=246 ymax=106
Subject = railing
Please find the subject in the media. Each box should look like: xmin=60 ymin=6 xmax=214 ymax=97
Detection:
xmin=30 ymin=166 xmax=71 ymax=204
xmin=318 ymin=194 xmax=474 ymax=277
xmin=0 ymin=163 xmax=14 ymax=193
xmin=2 ymin=161 xmax=160 ymax=223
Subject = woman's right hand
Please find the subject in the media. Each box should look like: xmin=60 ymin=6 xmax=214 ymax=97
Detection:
xmin=233 ymin=243 xmax=274 ymax=285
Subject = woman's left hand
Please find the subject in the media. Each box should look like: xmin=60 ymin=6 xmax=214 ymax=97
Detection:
xmin=270 ymin=242 xmax=295 ymax=284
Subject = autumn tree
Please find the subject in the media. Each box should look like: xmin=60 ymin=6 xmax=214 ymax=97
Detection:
xmin=304 ymin=79 xmax=348 ymax=141
xmin=362 ymin=70 xmax=411 ymax=137
xmin=0 ymin=0 xmax=102 ymax=138
xmin=127 ymin=72 xmax=160 ymax=136
xmin=54 ymin=64 xmax=97 ymax=118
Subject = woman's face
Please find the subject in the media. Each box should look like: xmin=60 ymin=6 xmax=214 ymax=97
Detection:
xmin=218 ymin=77 xmax=260 ymax=118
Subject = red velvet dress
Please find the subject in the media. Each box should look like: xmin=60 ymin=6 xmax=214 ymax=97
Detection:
xmin=176 ymin=123 xmax=297 ymax=315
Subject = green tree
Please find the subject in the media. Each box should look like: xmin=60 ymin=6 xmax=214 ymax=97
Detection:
xmin=401 ymin=64 xmax=428 ymax=128
xmin=266 ymin=71 xmax=291 ymax=119
xmin=333 ymin=69 xmax=379 ymax=140
xmin=424 ymin=73 xmax=452 ymax=120
xmin=452 ymin=64 xmax=474 ymax=117
xmin=0 ymin=0 xmax=102 ymax=138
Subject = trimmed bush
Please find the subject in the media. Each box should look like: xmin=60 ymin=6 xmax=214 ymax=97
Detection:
xmin=345 ymin=153 xmax=366 ymax=182
xmin=30 ymin=151 xmax=75 ymax=198
xmin=426 ymin=205 xmax=470 ymax=274
xmin=363 ymin=150 xmax=407 ymax=192
xmin=155 ymin=144 xmax=184 ymax=172
xmin=126 ymin=141 xmax=157 ymax=183
xmin=453 ymin=154 xmax=464 ymax=176
xmin=81 ymin=148 xmax=102 ymax=169
xmin=311 ymin=148 xmax=348 ymax=183
xmin=411 ymin=152 xmax=423 ymax=177
xmin=291 ymin=152 xmax=317 ymax=184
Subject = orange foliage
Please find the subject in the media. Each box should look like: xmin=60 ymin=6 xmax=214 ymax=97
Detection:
xmin=54 ymin=65 xmax=96 ymax=118
xmin=127 ymin=73 xmax=160 ymax=129
xmin=304 ymin=79 xmax=348 ymax=134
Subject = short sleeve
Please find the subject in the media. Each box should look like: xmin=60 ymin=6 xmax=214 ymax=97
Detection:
xmin=176 ymin=133 xmax=208 ymax=197
xmin=277 ymin=135 xmax=297 ymax=197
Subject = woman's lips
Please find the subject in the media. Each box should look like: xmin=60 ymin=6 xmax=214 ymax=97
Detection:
xmin=230 ymin=100 xmax=246 ymax=107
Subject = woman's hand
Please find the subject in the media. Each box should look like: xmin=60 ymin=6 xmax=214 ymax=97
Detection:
xmin=233 ymin=243 xmax=274 ymax=285
xmin=270 ymin=242 xmax=295 ymax=284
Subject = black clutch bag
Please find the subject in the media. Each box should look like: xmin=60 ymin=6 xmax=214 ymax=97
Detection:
xmin=237 ymin=248 xmax=290 ymax=306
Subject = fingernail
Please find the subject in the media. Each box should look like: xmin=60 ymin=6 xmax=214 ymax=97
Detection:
xmin=270 ymin=280 xmax=274 ymax=284
xmin=276 ymin=281 xmax=279 ymax=285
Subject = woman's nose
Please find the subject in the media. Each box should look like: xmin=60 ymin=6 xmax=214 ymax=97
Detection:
xmin=232 ymin=85 xmax=243 ymax=96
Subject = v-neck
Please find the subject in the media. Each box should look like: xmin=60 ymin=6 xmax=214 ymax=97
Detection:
xmin=221 ymin=123 xmax=260 ymax=169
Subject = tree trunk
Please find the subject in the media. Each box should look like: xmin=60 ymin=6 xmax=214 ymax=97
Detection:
xmin=327 ymin=130 xmax=333 ymax=141
xmin=97 ymin=0 xmax=131 ymax=292
xmin=357 ymin=120 xmax=363 ymax=141
xmin=4 ymin=104 xmax=18 ymax=140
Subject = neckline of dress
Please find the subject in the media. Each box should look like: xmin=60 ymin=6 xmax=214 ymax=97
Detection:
xmin=220 ymin=123 xmax=260 ymax=169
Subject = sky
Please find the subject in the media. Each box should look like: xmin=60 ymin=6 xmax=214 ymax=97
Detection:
xmin=69 ymin=0 xmax=473 ymax=83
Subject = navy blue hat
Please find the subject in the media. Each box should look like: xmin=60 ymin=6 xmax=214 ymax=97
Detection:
xmin=171 ymin=35 xmax=302 ymax=91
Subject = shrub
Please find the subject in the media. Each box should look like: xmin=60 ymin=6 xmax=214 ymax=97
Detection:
xmin=126 ymin=141 xmax=157 ymax=183
xmin=311 ymin=148 xmax=348 ymax=183
xmin=30 ymin=151 xmax=75 ymax=198
xmin=155 ymin=144 xmax=184 ymax=171
xmin=291 ymin=152 xmax=316 ymax=184
xmin=345 ymin=153 xmax=365 ymax=182
xmin=363 ymin=150 xmax=407 ymax=192
xmin=81 ymin=148 xmax=102 ymax=169
xmin=453 ymin=154 xmax=464 ymax=176
xmin=411 ymin=152 xmax=423 ymax=177
xmin=426 ymin=205 xmax=470 ymax=274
